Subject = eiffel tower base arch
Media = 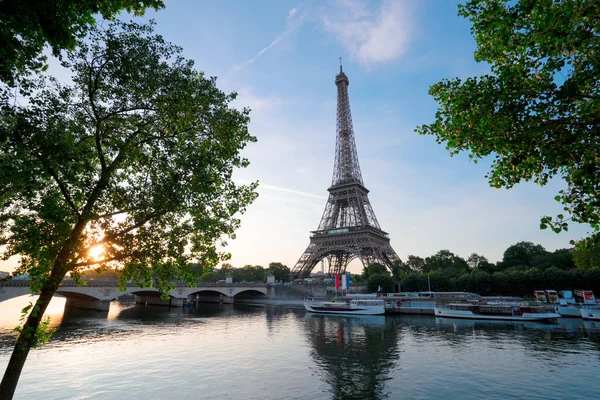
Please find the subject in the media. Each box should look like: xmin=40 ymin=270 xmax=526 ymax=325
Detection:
xmin=292 ymin=227 xmax=400 ymax=279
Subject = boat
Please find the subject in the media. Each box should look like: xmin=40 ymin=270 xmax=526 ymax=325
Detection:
xmin=574 ymin=289 xmax=597 ymax=304
xmin=534 ymin=290 xmax=547 ymax=303
xmin=544 ymin=289 xmax=558 ymax=303
xmin=581 ymin=304 xmax=600 ymax=320
xmin=304 ymin=298 xmax=385 ymax=315
xmin=384 ymin=291 xmax=480 ymax=315
xmin=555 ymin=290 xmax=582 ymax=318
xmin=434 ymin=300 xmax=559 ymax=322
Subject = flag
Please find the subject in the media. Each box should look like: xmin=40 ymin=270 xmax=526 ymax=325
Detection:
xmin=342 ymin=274 xmax=347 ymax=290
xmin=335 ymin=275 xmax=340 ymax=290
xmin=346 ymin=274 xmax=351 ymax=289
xmin=378 ymin=285 xmax=382 ymax=292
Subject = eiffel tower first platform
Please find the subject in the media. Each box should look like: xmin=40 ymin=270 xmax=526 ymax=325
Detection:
xmin=292 ymin=63 xmax=400 ymax=279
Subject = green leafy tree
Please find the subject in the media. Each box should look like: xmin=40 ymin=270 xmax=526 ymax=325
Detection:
xmin=389 ymin=259 xmax=409 ymax=279
xmin=234 ymin=265 xmax=265 ymax=282
xmin=0 ymin=0 xmax=164 ymax=85
xmin=466 ymin=253 xmax=488 ymax=270
xmin=367 ymin=273 xmax=393 ymax=293
xmin=573 ymin=242 xmax=600 ymax=270
xmin=362 ymin=263 xmax=389 ymax=281
xmin=406 ymin=255 xmax=425 ymax=273
xmin=267 ymin=262 xmax=291 ymax=283
xmin=417 ymin=0 xmax=600 ymax=238
xmin=0 ymin=21 xmax=257 ymax=395
xmin=424 ymin=250 xmax=468 ymax=277
xmin=502 ymin=242 xmax=547 ymax=269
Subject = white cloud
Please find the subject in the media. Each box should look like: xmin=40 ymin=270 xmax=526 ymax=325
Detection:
xmin=232 ymin=88 xmax=282 ymax=113
xmin=288 ymin=7 xmax=298 ymax=19
xmin=321 ymin=0 xmax=413 ymax=66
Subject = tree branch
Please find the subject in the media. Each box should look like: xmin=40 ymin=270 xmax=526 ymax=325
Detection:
xmin=29 ymin=149 xmax=80 ymax=216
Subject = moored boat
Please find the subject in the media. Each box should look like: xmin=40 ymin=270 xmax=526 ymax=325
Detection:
xmin=304 ymin=298 xmax=385 ymax=315
xmin=580 ymin=304 xmax=600 ymax=321
xmin=574 ymin=289 xmax=596 ymax=304
xmin=434 ymin=300 xmax=559 ymax=322
xmin=555 ymin=290 xmax=581 ymax=318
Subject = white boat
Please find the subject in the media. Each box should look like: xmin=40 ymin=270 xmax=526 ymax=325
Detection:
xmin=555 ymin=291 xmax=581 ymax=317
xmin=304 ymin=298 xmax=385 ymax=315
xmin=556 ymin=304 xmax=582 ymax=318
xmin=580 ymin=304 xmax=600 ymax=321
xmin=434 ymin=301 xmax=559 ymax=322
xmin=555 ymin=290 xmax=599 ymax=318
xmin=384 ymin=291 xmax=480 ymax=315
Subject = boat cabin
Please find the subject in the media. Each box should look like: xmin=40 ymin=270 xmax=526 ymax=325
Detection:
xmin=544 ymin=290 xmax=558 ymax=303
xmin=574 ymin=289 xmax=596 ymax=304
xmin=558 ymin=290 xmax=576 ymax=305
xmin=534 ymin=290 xmax=547 ymax=303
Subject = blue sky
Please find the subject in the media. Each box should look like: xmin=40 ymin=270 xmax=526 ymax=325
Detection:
xmin=1 ymin=0 xmax=591 ymax=274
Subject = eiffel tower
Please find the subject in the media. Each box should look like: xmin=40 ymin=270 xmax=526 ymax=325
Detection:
xmin=292 ymin=62 xmax=400 ymax=278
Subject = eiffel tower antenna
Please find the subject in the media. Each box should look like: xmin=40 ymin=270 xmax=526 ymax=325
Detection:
xmin=292 ymin=65 xmax=400 ymax=278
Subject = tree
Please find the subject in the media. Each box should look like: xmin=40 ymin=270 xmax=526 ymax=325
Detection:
xmin=424 ymin=250 xmax=468 ymax=277
xmin=573 ymin=242 xmax=600 ymax=270
xmin=362 ymin=263 xmax=389 ymax=281
xmin=267 ymin=262 xmax=291 ymax=283
xmin=367 ymin=274 xmax=393 ymax=294
xmin=417 ymin=0 xmax=600 ymax=238
xmin=0 ymin=21 xmax=257 ymax=396
xmin=234 ymin=265 xmax=265 ymax=282
xmin=502 ymin=242 xmax=547 ymax=269
xmin=466 ymin=253 xmax=488 ymax=270
xmin=0 ymin=0 xmax=164 ymax=85
xmin=406 ymin=255 xmax=425 ymax=273
xmin=390 ymin=259 xmax=409 ymax=279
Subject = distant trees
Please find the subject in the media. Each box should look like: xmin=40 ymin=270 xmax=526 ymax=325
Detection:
xmin=466 ymin=253 xmax=490 ymax=270
xmin=502 ymin=242 xmax=547 ymax=269
xmin=267 ymin=262 xmax=291 ymax=283
xmin=367 ymin=274 xmax=393 ymax=294
xmin=405 ymin=255 xmax=425 ymax=273
xmin=195 ymin=262 xmax=290 ymax=283
xmin=424 ymin=250 xmax=468 ymax=277
xmin=395 ymin=240 xmax=596 ymax=296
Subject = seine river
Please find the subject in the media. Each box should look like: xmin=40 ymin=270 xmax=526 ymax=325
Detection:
xmin=1 ymin=296 xmax=600 ymax=399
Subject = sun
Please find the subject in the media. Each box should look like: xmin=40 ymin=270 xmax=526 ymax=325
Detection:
xmin=88 ymin=245 xmax=105 ymax=261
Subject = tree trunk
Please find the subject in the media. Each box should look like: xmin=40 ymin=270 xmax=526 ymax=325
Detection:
xmin=0 ymin=279 xmax=61 ymax=399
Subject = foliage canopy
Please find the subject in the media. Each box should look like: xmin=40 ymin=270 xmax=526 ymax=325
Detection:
xmin=0 ymin=21 xmax=257 ymax=395
xmin=0 ymin=0 xmax=164 ymax=85
xmin=417 ymin=0 xmax=600 ymax=238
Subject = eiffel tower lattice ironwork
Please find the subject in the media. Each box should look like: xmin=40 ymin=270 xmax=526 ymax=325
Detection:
xmin=292 ymin=63 xmax=400 ymax=278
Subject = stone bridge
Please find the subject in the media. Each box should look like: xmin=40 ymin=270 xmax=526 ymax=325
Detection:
xmin=0 ymin=280 xmax=271 ymax=311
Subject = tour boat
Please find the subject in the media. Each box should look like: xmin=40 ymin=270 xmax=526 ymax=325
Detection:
xmin=384 ymin=291 xmax=480 ymax=315
xmin=304 ymin=298 xmax=386 ymax=315
xmin=434 ymin=300 xmax=559 ymax=322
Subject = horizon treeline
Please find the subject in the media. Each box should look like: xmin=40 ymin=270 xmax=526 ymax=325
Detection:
xmin=357 ymin=241 xmax=600 ymax=295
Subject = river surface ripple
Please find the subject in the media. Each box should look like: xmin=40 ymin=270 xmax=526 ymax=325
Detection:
xmin=1 ymin=297 xmax=600 ymax=400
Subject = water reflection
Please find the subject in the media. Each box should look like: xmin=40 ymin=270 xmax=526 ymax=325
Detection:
xmin=302 ymin=314 xmax=400 ymax=400
xmin=0 ymin=301 xmax=266 ymax=353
